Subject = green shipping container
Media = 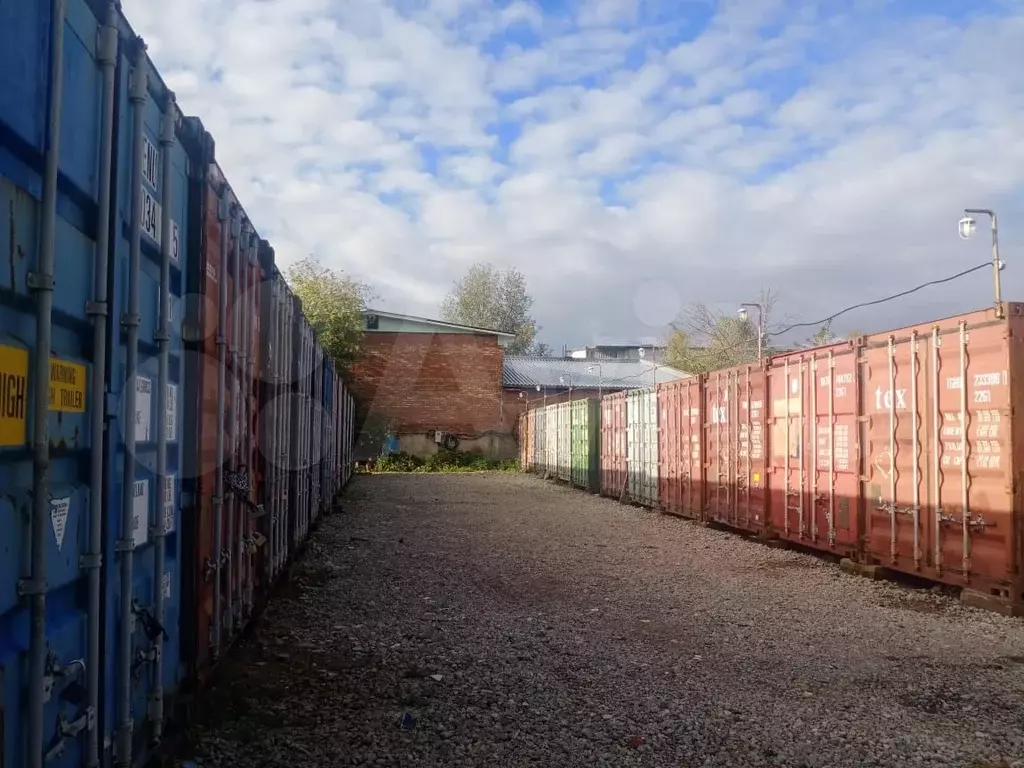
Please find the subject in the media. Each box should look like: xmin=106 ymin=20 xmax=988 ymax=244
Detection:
xmin=570 ymin=398 xmax=601 ymax=492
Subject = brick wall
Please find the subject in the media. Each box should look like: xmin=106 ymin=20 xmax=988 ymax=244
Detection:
xmin=349 ymin=332 xmax=506 ymax=437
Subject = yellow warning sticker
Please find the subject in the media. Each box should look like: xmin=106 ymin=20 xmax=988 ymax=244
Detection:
xmin=0 ymin=345 xmax=29 ymax=447
xmin=49 ymin=358 xmax=87 ymax=413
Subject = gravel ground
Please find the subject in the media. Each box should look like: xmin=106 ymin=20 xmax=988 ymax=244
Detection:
xmin=181 ymin=472 xmax=1024 ymax=768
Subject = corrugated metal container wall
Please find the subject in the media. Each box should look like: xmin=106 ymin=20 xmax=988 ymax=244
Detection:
xmin=323 ymin=358 xmax=335 ymax=503
xmin=544 ymin=405 xmax=557 ymax=474
xmin=859 ymin=306 xmax=1024 ymax=599
xmin=517 ymin=412 xmax=528 ymax=469
xmin=766 ymin=343 xmax=860 ymax=555
xmin=626 ymin=389 xmax=658 ymax=506
xmin=533 ymin=405 xmax=547 ymax=472
xmin=600 ymin=392 xmax=628 ymax=498
xmin=344 ymin=389 xmax=354 ymax=485
xmin=657 ymin=378 xmax=703 ymax=518
xmin=704 ymin=365 xmax=767 ymax=532
xmin=555 ymin=401 xmax=571 ymax=482
xmin=570 ymin=398 xmax=600 ymax=492
xmin=0 ymin=3 xmax=197 ymax=765
xmin=181 ymin=157 xmax=260 ymax=681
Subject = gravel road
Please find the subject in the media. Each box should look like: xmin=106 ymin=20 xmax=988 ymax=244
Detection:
xmin=181 ymin=472 xmax=1024 ymax=768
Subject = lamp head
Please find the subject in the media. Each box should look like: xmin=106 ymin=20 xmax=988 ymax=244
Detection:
xmin=959 ymin=215 xmax=977 ymax=240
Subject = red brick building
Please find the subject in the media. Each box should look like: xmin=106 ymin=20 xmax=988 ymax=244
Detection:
xmin=348 ymin=310 xmax=516 ymax=459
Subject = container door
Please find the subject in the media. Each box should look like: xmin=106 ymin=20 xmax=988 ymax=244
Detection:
xmin=0 ymin=6 xmax=105 ymax=766
xmin=810 ymin=348 xmax=860 ymax=554
xmin=861 ymin=320 xmax=1017 ymax=596
xmin=768 ymin=358 xmax=809 ymax=539
xmin=706 ymin=368 xmax=765 ymax=530
xmin=557 ymin=402 xmax=571 ymax=482
xmin=658 ymin=380 xmax=702 ymax=518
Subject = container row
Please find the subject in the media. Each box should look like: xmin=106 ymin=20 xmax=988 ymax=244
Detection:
xmin=520 ymin=303 xmax=1024 ymax=614
xmin=0 ymin=3 xmax=356 ymax=767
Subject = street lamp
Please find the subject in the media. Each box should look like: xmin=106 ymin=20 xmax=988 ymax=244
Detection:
xmin=559 ymin=374 xmax=573 ymax=401
xmin=587 ymin=364 xmax=603 ymax=399
xmin=738 ymin=303 xmax=764 ymax=362
xmin=638 ymin=347 xmax=659 ymax=386
xmin=959 ymin=208 xmax=1006 ymax=319
xmin=536 ymin=383 xmax=545 ymax=410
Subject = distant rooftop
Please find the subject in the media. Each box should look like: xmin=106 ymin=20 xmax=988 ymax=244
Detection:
xmin=364 ymin=309 xmax=516 ymax=346
xmin=503 ymin=356 xmax=688 ymax=390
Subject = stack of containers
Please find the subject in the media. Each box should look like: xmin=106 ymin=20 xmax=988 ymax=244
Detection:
xmin=520 ymin=304 xmax=1024 ymax=614
xmin=0 ymin=3 xmax=358 ymax=767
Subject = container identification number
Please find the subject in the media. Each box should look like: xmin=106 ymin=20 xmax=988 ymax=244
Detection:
xmin=140 ymin=185 xmax=181 ymax=264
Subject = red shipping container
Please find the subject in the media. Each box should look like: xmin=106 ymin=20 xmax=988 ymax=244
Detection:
xmin=185 ymin=163 xmax=265 ymax=679
xmin=600 ymin=392 xmax=628 ymax=499
xmin=858 ymin=305 xmax=1022 ymax=601
xmin=656 ymin=378 xmax=703 ymax=518
xmin=765 ymin=342 xmax=860 ymax=557
xmin=703 ymin=365 xmax=767 ymax=532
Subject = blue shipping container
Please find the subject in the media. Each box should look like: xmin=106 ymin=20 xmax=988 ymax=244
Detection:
xmin=0 ymin=1 xmax=195 ymax=766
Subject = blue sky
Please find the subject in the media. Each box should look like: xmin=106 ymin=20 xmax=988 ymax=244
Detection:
xmin=127 ymin=0 xmax=1024 ymax=348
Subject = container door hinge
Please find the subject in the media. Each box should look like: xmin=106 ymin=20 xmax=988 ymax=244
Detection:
xmin=85 ymin=300 xmax=108 ymax=318
xmin=27 ymin=272 xmax=54 ymax=291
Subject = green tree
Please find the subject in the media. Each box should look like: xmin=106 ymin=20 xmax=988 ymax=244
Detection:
xmin=440 ymin=262 xmax=541 ymax=355
xmin=806 ymin=320 xmax=837 ymax=347
xmin=286 ymin=255 xmax=376 ymax=371
xmin=664 ymin=287 xmax=788 ymax=373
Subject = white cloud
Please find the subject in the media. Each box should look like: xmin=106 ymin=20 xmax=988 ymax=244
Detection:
xmin=123 ymin=0 xmax=1024 ymax=348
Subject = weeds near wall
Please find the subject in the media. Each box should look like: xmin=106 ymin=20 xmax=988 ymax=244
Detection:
xmin=366 ymin=451 xmax=519 ymax=474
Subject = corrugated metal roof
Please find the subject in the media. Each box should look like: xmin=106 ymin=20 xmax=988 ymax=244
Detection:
xmin=503 ymin=357 xmax=688 ymax=389
xmin=365 ymin=309 xmax=516 ymax=337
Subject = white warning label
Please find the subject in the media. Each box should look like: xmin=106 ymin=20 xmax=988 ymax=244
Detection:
xmin=132 ymin=479 xmax=149 ymax=548
xmin=166 ymin=383 xmax=178 ymax=440
xmin=163 ymin=473 xmax=176 ymax=534
xmin=135 ymin=377 xmax=153 ymax=443
xmin=50 ymin=496 xmax=71 ymax=551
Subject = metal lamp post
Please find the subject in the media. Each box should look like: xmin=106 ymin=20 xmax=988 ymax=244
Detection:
xmin=587 ymin=364 xmax=603 ymax=398
xmin=959 ymin=208 xmax=1005 ymax=319
xmin=738 ymin=303 xmax=764 ymax=362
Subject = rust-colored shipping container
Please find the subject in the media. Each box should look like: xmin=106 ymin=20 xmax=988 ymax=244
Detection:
xmin=182 ymin=160 xmax=264 ymax=678
xmin=703 ymin=365 xmax=767 ymax=532
xmin=657 ymin=378 xmax=703 ymax=518
xmin=858 ymin=304 xmax=1023 ymax=601
xmin=600 ymin=392 xmax=628 ymax=498
xmin=765 ymin=342 xmax=861 ymax=557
